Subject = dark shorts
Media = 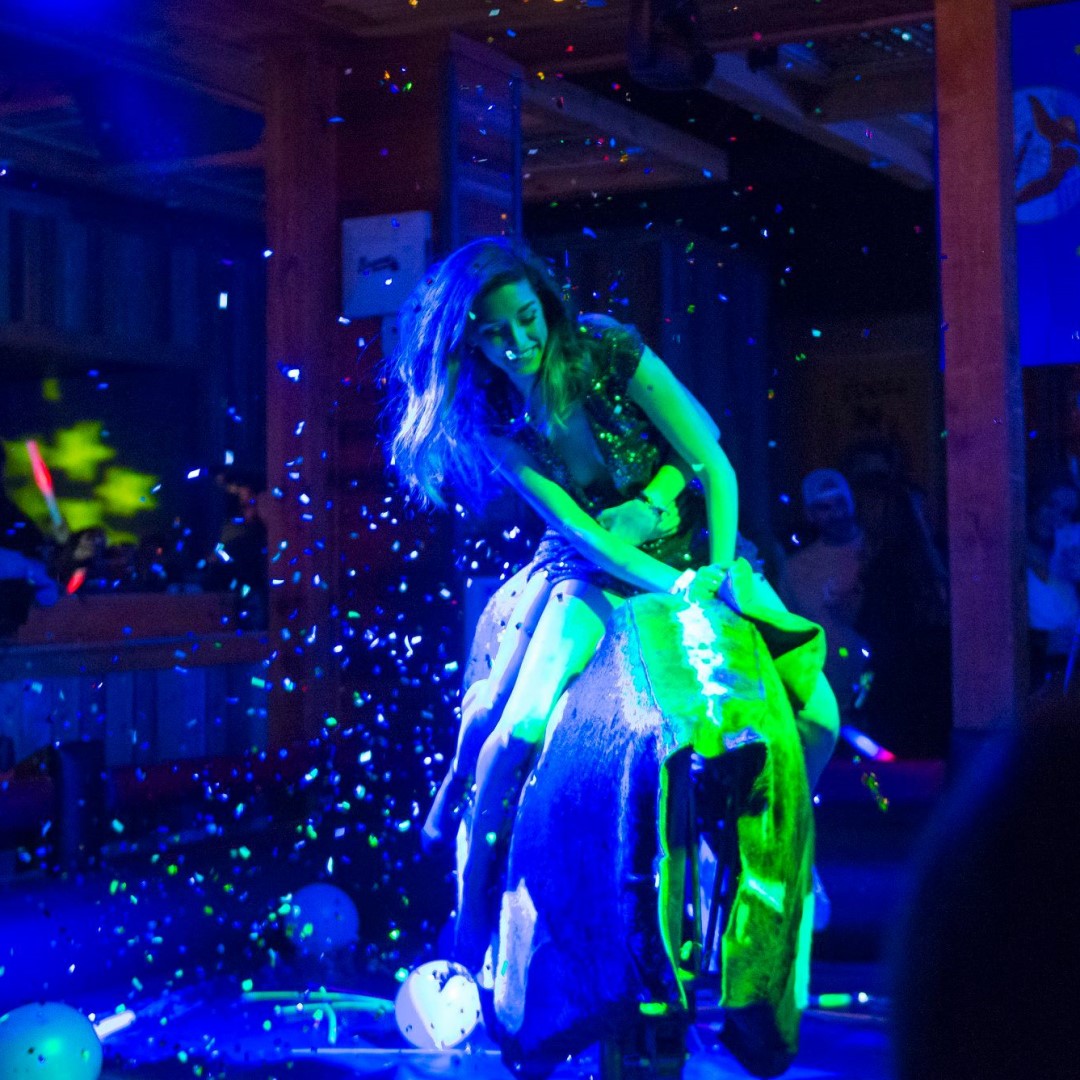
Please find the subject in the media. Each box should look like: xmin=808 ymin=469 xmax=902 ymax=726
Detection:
xmin=526 ymin=513 xmax=755 ymax=599
xmin=527 ymin=529 xmax=634 ymax=597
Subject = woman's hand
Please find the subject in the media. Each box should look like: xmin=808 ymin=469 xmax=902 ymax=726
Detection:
xmin=671 ymin=563 xmax=730 ymax=603
xmin=597 ymin=498 xmax=681 ymax=547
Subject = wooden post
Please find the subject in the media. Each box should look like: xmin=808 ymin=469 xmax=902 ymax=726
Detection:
xmin=263 ymin=39 xmax=341 ymax=747
xmin=935 ymin=0 xmax=1026 ymax=735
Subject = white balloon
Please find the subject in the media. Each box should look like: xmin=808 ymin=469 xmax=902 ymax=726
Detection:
xmin=395 ymin=960 xmax=482 ymax=1050
xmin=0 ymin=1002 xmax=103 ymax=1080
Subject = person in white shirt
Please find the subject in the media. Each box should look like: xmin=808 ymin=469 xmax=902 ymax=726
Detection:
xmin=1026 ymin=472 xmax=1080 ymax=687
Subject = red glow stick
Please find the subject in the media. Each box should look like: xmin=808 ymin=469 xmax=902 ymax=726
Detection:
xmin=25 ymin=440 xmax=64 ymax=531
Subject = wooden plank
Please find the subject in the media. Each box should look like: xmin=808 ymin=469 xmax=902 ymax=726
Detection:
xmin=521 ymin=76 xmax=728 ymax=182
xmin=524 ymin=161 xmax=721 ymax=201
xmin=934 ymin=0 xmax=1025 ymax=732
xmin=0 ymin=681 xmax=24 ymax=763
xmin=132 ymin=669 xmax=156 ymax=765
xmin=0 ymin=633 xmax=268 ymax=681
xmin=170 ymin=244 xmax=200 ymax=348
xmin=0 ymin=92 xmax=74 ymax=118
xmin=813 ymin=64 xmax=935 ymax=122
xmin=203 ymin=665 xmax=228 ymax=758
xmin=55 ymin=215 xmax=88 ymax=334
xmin=0 ymin=130 xmax=264 ymax=224
xmin=705 ymin=52 xmax=932 ymax=189
xmin=0 ymin=14 xmax=261 ymax=113
xmin=225 ymin=662 xmax=268 ymax=755
xmin=153 ymin=667 xmax=207 ymax=760
xmin=19 ymin=678 xmax=59 ymax=761
xmin=15 ymin=593 xmax=242 ymax=645
xmin=0 ymin=204 xmax=9 ymax=324
xmin=0 ymin=323 xmax=204 ymax=370
xmin=104 ymin=672 xmax=136 ymax=768
xmin=104 ymin=144 xmax=264 ymax=178
xmin=446 ymin=34 xmax=523 ymax=247
xmin=263 ymin=37 xmax=341 ymax=746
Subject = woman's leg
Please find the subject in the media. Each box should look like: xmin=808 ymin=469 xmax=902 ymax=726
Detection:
xmin=454 ymin=579 xmax=621 ymax=966
xmin=799 ymin=670 xmax=840 ymax=791
xmin=422 ymin=572 xmax=555 ymax=850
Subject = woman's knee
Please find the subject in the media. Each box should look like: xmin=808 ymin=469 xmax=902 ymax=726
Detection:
xmin=462 ymin=679 xmax=497 ymax=728
xmin=798 ymin=711 xmax=839 ymax=763
xmin=797 ymin=673 xmax=840 ymax=787
xmin=798 ymin=673 xmax=840 ymax=743
xmin=454 ymin=682 xmax=498 ymax=768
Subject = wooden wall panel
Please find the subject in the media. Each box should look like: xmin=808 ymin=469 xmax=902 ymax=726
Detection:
xmin=0 ymin=661 xmax=264 ymax=768
xmin=935 ymin=0 xmax=1025 ymax=733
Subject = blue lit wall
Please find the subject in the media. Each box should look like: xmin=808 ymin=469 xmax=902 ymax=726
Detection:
xmin=1014 ymin=1 xmax=1080 ymax=366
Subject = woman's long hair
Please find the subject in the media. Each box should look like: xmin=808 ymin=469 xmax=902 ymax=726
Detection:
xmin=384 ymin=238 xmax=590 ymax=508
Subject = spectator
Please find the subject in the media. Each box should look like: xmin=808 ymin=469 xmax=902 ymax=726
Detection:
xmin=1025 ymin=470 xmax=1080 ymax=690
xmin=779 ymin=468 xmax=869 ymax=711
xmin=849 ymin=442 xmax=951 ymax=757
xmin=53 ymin=526 xmax=109 ymax=593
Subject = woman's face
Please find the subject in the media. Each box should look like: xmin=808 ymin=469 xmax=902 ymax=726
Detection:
xmin=469 ymin=278 xmax=548 ymax=388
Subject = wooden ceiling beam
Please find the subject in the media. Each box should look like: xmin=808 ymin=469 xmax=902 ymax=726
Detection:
xmin=810 ymin=65 xmax=935 ymax=122
xmin=0 ymin=130 xmax=263 ymax=220
xmin=0 ymin=16 xmax=262 ymax=113
xmin=104 ymin=144 xmax=265 ymax=179
xmin=705 ymin=51 xmax=932 ymax=187
xmin=524 ymin=164 xmax=715 ymax=202
xmin=521 ymin=75 xmax=728 ymax=182
xmin=0 ymin=93 xmax=75 ymax=119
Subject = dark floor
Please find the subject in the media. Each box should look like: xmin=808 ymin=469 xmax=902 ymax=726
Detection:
xmin=0 ymin=755 xmax=942 ymax=1078
xmin=84 ymin=972 xmax=890 ymax=1078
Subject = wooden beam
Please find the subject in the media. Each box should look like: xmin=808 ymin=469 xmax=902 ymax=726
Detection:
xmin=811 ymin=64 xmax=935 ymax=122
xmin=523 ymin=160 xmax=719 ymax=201
xmin=0 ymin=323 xmax=204 ymax=370
xmin=488 ymin=9 xmax=939 ymax=74
xmin=263 ymin=37 xmax=341 ymax=747
xmin=521 ymin=75 xmax=728 ymax=181
xmin=705 ymin=52 xmax=933 ymax=188
xmin=0 ymin=130 xmax=264 ymax=222
xmin=0 ymin=93 xmax=74 ymax=118
xmin=104 ymin=144 xmax=265 ymax=178
xmin=0 ymin=16 xmax=261 ymax=112
xmin=935 ymin=0 xmax=1026 ymax=734
xmin=704 ymin=11 xmax=934 ymax=53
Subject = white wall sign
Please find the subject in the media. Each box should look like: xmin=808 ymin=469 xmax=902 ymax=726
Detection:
xmin=341 ymin=211 xmax=432 ymax=319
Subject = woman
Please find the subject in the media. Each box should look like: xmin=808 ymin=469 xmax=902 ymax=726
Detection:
xmin=384 ymin=238 xmax=837 ymax=965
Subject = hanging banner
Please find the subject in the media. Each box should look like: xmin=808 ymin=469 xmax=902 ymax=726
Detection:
xmin=1014 ymin=1 xmax=1080 ymax=365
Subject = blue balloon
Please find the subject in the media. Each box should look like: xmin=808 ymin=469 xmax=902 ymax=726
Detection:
xmin=283 ymin=882 xmax=360 ymax=955
xmin=0 ymin=1002 xmax=103 ymax=1080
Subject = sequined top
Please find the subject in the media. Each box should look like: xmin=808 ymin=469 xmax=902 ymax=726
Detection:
xmin=500 ymin=315 xmax=709 ymax=576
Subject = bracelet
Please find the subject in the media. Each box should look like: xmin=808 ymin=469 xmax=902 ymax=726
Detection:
xmin=634 ymin=491 xmax=667 ymax=520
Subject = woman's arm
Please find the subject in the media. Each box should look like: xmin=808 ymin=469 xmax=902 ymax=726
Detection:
xmin=487 ymin=438 xmax=686 ymax=593
xmin=627 ymin=347 xmax=737 ymax=566
xmin=596 ymin=461 xmax=686 ymax=546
